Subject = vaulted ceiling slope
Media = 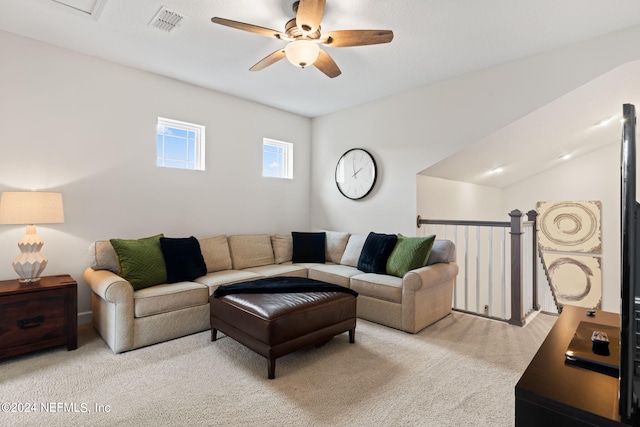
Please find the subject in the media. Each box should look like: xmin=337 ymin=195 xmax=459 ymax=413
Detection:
xmin=2 ymin=0 xmax=640 ymax=118
xmin=422 ymin=61 xmax=640 ymax=188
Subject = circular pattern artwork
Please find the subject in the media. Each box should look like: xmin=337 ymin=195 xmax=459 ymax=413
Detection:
xmin=542 ymin=252 xmax=602 ymax=310
xmin=538 ymin=201 xmax=601 ymax=253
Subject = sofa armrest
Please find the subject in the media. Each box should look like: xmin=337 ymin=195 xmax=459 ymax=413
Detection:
xmin=402 ymin=262 xmax=459 ymax=292
xmin=84 ymin=268 xmax=136 ymax=353
xmin=401 ymin=262 xmax=459 ymax=333
xmin=83 ymin=268 xmax=134 ymax=303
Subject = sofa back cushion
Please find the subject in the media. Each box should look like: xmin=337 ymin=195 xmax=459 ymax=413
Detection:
xmin=89 ymin=240 xmax=120 ymax=274
xmin=323 ymin=231 xmax=351 ymax=264
xmin=340 ymin=234 xmax=367 ymax=267
xmin=228 ymin=234 xmax=275 ymax=269
xmin=271 ymin=234 xmax=293 ymax=264
xmin=427 ymin=239 xmax=456 ymax=265
xmin=198 ymin=235 xmax=233 ymax=273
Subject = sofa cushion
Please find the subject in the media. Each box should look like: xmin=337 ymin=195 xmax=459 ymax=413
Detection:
xmin=243 ymin=264 xmax=308 ymax=278
xmin=350 ymin=273 xmax=403 ymax=303
xmin=386 ymin=234 xmax=436 ymax=278
xmin=194 ymin=270 xmax=263 ymax=293
xmin=198 ymin=235 xmax=232 ymax=273
xmin=292 ymin=232 xmax=326 ymax=263
xmin=271 ymin=234 xmax=293 ymax=264
xmin=340 ymin=234 xmax=367 ymax=267
xmin=89 ymin=240 xmax=120 ymax=274
xmin=308 ymin=264 xmax=362 ymax=288
xmin=110 ymin=234 xmax=167 ymax=291
xmin=160 ymin=236 xmax=207 ymax=283
xmin=427 ymin=239 xmax=456 ymax=265
xmin=228 ymin=234 xmax=275 ymax=269
xmin=133 ymin=281 xmax=209 ymax=318
xmin=322 ymin=231 xmax=351 ymax=264
xmin=357 ymin=232 xmax=398 ymax=274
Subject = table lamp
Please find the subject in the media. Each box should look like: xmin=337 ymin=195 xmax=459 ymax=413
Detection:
xmin=0 ymin=191 xmax=65 ymax=282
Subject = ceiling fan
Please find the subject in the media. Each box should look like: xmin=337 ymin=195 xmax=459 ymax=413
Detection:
xmin=211 ymin=0 xmax=394 ymax=78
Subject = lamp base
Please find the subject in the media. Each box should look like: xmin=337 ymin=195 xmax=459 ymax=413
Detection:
xmin=13 ymin=225 xmax=48 ymax=283
xmin=17 ymin=277 xmax=42 ymax=284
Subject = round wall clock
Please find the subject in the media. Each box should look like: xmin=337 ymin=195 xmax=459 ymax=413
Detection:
xmin=335 ymin=148 xmax=377 ymax=200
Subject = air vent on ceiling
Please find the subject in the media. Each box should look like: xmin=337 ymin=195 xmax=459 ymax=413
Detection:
xmin=149 ymin=7 xmax=185 ymax=32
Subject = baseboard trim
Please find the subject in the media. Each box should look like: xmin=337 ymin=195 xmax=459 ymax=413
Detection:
xmin=78 ymin=311 xmax=92 ymax=325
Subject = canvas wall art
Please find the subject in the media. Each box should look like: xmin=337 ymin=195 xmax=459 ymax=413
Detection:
xmin=537 ymin=200 xmax=602 ymax=311
xmin=537 ymin=200 xmax=602 ymax=254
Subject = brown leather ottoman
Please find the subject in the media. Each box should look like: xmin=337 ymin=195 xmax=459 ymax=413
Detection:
xmin=210 ymin=277 xmax=357 ymax=379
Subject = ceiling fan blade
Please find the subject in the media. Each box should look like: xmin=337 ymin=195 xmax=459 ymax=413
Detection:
xmin=314 ymin=49 xmax=341 ymax=78
xmin=249 ymin=49 xmax=286 ymax=71
xmin=211 ymin=17 xmax=289 ymax=40
xmin=296 ymin=0 xmax=326 ymax=34
xmin=321 ymin=30 xmax=394 ymax=47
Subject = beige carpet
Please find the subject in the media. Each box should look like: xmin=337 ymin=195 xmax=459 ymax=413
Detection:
xmin=1 ymin=312 xmax=556 ymax=427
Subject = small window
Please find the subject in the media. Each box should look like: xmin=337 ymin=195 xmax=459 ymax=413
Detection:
xmin=157 ymin=117 xmax=205 ymax=170
xmin=263 ymin=138 xmax=293 ymax=179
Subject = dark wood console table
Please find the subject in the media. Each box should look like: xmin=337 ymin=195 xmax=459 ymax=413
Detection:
xmin=515 ymin=305 xmax=626 ymax=426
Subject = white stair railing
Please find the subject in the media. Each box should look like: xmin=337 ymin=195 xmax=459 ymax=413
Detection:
xmin=417 ymin=210 xmax=538 ymax=326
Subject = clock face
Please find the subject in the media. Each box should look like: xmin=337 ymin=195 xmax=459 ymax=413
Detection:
xmin=335 ymin=148 xmax=377 ymax=200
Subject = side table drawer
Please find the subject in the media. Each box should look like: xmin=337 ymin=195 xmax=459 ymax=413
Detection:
xmin=0 ymin=291 xmax=67 ymax=350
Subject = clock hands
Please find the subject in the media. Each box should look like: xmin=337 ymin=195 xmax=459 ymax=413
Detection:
xmin=351 ymin=160 xmax=371 ymax=178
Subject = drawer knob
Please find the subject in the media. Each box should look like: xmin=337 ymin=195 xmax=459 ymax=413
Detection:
xmin=17 ymin=315 xmax=44 ymax=329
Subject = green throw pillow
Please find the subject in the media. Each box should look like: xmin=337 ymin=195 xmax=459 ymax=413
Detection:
xmin=386 ymin=234 xmax=436 ymax=278
xmin=110 ymin=234 xmax=167 ymax=290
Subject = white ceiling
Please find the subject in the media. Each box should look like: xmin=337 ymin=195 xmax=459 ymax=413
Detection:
xmin=422 ymin=60 xmax=640 ymax=188
xmin=3 ymin=0 xmax=640 ymax=187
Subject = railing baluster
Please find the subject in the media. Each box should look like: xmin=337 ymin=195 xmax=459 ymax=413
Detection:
xmin=464 ymin=225 xmax=469 ymax=311
xmin=476 ymin=226 xmax=481 ymax=313
xmin=488 ymin=227 xmax=493 ymax=317
xmin=453 ymin=225 xmax=458 ymax=309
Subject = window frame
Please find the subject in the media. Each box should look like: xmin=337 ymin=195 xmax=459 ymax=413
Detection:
xmin=156 ymin=117 xmax=205 ymax=171
xmin=262 ymin=138 xmax=293 ymax=179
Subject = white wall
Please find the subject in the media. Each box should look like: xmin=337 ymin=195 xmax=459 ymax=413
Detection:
xmin=310 ymin=25 xmax=640 ymax=237
xmin=0 ymin=31 xmax=312 ymax=321
xmin=416 ymin=176 xmax=504 ymax=221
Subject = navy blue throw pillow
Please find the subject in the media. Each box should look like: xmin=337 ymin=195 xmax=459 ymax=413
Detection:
xmin=292 ymin=232 xmax=326 ymax=263
xmin=357 ymin=232 xmax=398 ymax=273
xmin=160 ymin=236 xmax=207 ymax=283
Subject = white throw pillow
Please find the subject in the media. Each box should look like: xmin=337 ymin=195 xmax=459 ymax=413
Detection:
xmin=340 ymin=234 xmax=367 ymax=267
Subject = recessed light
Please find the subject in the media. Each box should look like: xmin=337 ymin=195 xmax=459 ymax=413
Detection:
xmin=559 ymin=154 xmax=572 ymax=160
xmin=489 ymin=167 xmax=504 ymax=174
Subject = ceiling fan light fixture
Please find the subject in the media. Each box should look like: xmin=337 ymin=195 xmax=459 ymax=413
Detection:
xmin=285 ymin=40 xmax=320 ymax=68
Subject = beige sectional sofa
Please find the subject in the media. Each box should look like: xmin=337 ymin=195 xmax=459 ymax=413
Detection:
xmin=84 ymin=231 xmax=458 ymax=353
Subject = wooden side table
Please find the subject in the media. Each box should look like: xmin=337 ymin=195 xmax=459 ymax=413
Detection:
xmin=0 ymin=274 xmax=77 ymax=359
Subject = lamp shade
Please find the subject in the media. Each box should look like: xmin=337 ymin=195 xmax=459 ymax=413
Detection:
xmin=285 ymin=40 xmax=320 ymax=68
xmin=0 ymin=192 xmax=65 ymax=225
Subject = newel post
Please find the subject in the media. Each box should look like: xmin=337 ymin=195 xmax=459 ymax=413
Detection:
xmin=508 ymin=209 xmax=525 ymax=326
xmin=526 ymin=209 xmax=539 ymax=311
